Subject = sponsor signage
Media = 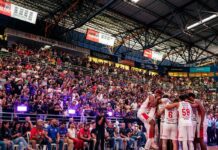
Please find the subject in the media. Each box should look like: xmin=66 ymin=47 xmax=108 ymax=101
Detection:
xmin=143 ymin=49 xmax=163 ymax=61
xmin=0 ymin=0 xmax=38 ymax=24
xmin=86 ymin=29 xmax=116 ymax=46
xmin=90 ymin=50 xmax=118 ymax=62
xmin=5 ymin=28 xmax=90 ymax=54
xmin=190 ymin=67 xmax=211 ymax=73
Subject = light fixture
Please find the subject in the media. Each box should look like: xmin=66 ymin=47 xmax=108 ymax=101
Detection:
xmin=130 ymin=0 xmax=140 ymax=3
xmin=17 ymin=105 xmax=28 ymax=112
xmin=186 ymin=14 xmax=218 ymax=30
xmin=68 ymin=109 xmax=76 ymax=115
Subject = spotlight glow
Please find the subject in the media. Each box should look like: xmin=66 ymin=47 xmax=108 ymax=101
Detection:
xmin=17 ymin=105 xmax=27 ymax=112
xmin=68 ymin=109 xmax=76 ymax=115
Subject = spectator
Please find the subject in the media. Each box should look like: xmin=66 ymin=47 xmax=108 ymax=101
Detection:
xmin=67 ymin=122 xmax=83 ymax=150
xmin=1 ymin=121 xmax=14 ymax=150
xmin=30 ymin=119 xmax=46 ymax=149
xmin=120 ymin=123 xmax=135 ymax=150
xmin=11 ymin=122 xmax=31 ymax=150
xmin=45 ymin=119 xmax=63 ymax=150
xmin=0 ymin=121 xmax=6 ymax=150
xmin=78 ymin=123 xmax=94 ymax=150
xmin=58 ymin=122 xmax=68 ymax=149
xmin=114 ymin=127 xmax=123 ymax=150
xmin=105 ymin=122 xmax=116 ymax=149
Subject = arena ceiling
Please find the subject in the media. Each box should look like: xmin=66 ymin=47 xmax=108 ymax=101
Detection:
xmin=10 ymin=0 xmax=218 ymax=65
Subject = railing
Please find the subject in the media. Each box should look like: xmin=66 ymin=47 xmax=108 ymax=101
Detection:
xmin=0 ymin=112 xmax=126 ymax=123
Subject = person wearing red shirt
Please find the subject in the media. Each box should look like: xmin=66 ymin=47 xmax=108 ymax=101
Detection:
xmin=78 ymin=123 xmax=94 ymax=150
xmin=30 ymin=119 xmax=46 ymax=149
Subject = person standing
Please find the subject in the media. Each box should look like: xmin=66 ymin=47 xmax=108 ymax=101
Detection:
xmin=137 ymin=90 xmax=162 ymax=150
xmin=95 ymin=109 xmax=107 ymax=150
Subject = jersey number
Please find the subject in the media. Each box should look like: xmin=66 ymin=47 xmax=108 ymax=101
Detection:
xmin=168 ymin=111 xmax=173 ymax=118
xmin=182 ymin=108 xmax=190 ymax=117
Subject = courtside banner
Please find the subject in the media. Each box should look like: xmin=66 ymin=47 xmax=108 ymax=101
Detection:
xmin=0 ymin=0 xmax=37 ymax=24
xmin=86 ymin=29 xmax=115 ymax=46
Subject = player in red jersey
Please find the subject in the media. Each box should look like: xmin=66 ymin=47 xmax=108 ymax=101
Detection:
xmin=188 ymin=93 xmax=207 ymax=150
xmin=137 ymin=90 xmax=162 ymax=150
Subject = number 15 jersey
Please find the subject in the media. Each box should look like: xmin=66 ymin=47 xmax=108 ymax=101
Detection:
xmin=178 ymin=101 xmax=192 ymax=126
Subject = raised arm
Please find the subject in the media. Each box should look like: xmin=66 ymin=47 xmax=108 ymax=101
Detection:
xmin=165 ymin=102 xmax=179 ymax=110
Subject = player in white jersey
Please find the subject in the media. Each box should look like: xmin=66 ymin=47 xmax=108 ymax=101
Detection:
xmin=165 ymin=94 xmax=194 ymax=150
xmin=162 ymin=98 xmax=178 ymax=150
xmin=137 ymin=90 xmax=162 ymax=150
xmin=156 ymin=96 xmax=171 ymax=150
xmin=188 ymin=93 xmax=207 ymax=150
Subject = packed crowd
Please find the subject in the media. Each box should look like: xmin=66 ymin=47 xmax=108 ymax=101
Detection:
xmin=0 ymin=43 xmax=217 ymax=150
xmin=0 ymin=44 xmax=217 ymax=119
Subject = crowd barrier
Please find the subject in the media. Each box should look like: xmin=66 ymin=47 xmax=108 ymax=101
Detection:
xmin=0 ymin=112 xmax=132 ymax=124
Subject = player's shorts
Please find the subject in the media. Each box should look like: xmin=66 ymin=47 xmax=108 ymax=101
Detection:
xmin=162 ymin=123 xmax=178 ymax=140
xmin=196 ymin=123 xmax=204 ymax=138
xmin=160 ymin=122 xmax=164 ymax=139
xmin=137 ymin=109 xmax=149 ymax=123
xmin=178 ymin=125 xmax=194 ymax=141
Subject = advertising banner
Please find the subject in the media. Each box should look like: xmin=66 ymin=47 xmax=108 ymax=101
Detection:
xmin=190 ymin=67 xmax=211 ymax=73
xmin=143 ymin=49 xmax=163 ymax=61
xmin=86 ymin=29 xmax=116 ymax=46
xmin=0 ymin=0 xmax=37 ymax=24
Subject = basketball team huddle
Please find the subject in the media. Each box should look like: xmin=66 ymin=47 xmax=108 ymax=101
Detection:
xmin=137 ymin=90 xmax=207 ymax=150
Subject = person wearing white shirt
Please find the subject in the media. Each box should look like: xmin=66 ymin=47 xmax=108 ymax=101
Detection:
xmin=67 ymin=123 xmax=83 ymax=150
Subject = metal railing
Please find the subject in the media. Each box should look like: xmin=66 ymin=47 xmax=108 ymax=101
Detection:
xmin=0 ymin=112 xmax=126 ymax=123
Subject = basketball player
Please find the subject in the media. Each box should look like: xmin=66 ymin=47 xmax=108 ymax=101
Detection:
xmin=137 ymin=90 xmax=162 ymax=150
xmin=165 ymin=95 xmax=194 ymax=150
xmin=156 ymin=95 xmax=171 ymax=150
xmin=162 ymin=98 xmax=178 ymax=150
xmin=188 ymin=93 xmax=207 ymax=150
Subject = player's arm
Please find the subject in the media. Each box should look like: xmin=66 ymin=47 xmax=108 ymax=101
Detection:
xmin=165 ymin=102 xmax=179 ymax=109
xmin=196 ymin=100 xmax=205 ymax=126
xmin=156 ymin=108 xmax=165 ymax=117
xmin=186 ymin=100 xmax=198 ymax=107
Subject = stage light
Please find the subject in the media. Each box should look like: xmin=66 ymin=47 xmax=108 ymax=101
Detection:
xmin=107 ymin=111 xmax=113 ymax=117
xmin=68 ymin=109 xmax=76 ymax=115
xmin=187 ymin=14 xmax=218 ymax=30
xmin=131 ymin=0 xmax=140 ymax=3
xmin=17 ymin=105 xmax=27 ymax=112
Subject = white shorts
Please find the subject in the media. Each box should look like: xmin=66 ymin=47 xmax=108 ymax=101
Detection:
xmin=162 ymin=123 xmax=178 ymax=140
xmin=178 ymin=126 xmax=194 ymax=141
xmin=160 ymin=122 xmax=164 ymax=139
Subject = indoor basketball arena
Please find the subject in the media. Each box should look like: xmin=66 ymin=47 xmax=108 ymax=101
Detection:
xmin=0 ymin=0 xmax=217 ymax=150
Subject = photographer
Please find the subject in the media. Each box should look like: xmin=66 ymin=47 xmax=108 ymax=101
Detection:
xmin=95 ymin=109 xmax=108 ymax=150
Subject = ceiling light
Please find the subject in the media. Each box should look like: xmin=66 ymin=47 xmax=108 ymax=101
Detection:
xmin=186 ymin=14 xmax=218 ymax=30
xmin=130 ymin=0 xmax=140 ymax=3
